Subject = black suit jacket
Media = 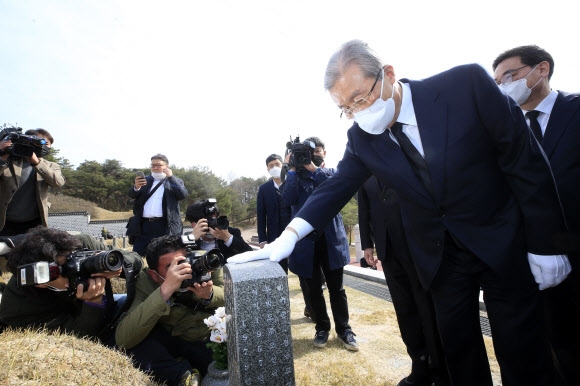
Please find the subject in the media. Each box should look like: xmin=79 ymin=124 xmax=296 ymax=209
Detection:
xmin=543 ymin=91 xmax=580 ymax=259
xmin=297 ymin=64 xmax=566 ymax=289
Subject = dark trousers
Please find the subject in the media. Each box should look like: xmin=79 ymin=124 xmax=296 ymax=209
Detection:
xmin=299 ymin=266 xmax=325 ymax=313
xmin=0 ymin=218 xmax=42 ymax=236
xmin=382 ymin=248 xmax=448 ymax=382
xmin=125 ymin=326 xmax=213 ymax=386
xmin=304 ymin=234 xmax=351 ymax=336
xmin=430 ymin=233 xmax=553 ymax=386
xmin=542 ymin=267 xmax=580 ymax=386
xmin=132 ymin=219 xmax=166 ymax=256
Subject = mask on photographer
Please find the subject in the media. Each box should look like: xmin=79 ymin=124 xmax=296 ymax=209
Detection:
xmin=354 ymin=68 xmax=396 ymax=135
xmin=268 ymin=166 xmax=282 ymax=178
xmin=312 ymin=155 xmax=324 ymax=167
xmin=151 ymin=171 xmax=166 ymax=181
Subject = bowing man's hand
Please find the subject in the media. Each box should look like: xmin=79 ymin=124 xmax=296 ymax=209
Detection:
xmin=527 ymin=253 xmax=571 ymax=290
xmin=228 ymin=230 xmax=298 ymax=264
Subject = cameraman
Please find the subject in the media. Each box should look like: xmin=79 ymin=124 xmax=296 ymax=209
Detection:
xmin=0 ymin=227 xmax=123 ymax=339
xmin=282 ymin=136 xmax=358 ymax=351
xmin=0 ymin=128 xmax=65 ymax=236
xmin=115 ymin=235 xmax=223 ymax=386
xmin=184 ymin=199 xmax=253 ymax=260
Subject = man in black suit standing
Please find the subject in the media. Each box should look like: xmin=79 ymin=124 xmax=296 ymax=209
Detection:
xmin=358 ymin=176 xmax=448 ymax=386
xmin=230 ymin=39 xmax=571 ymax=386
xmin=493 ymin=45 xmax=580 ymax=386
xmin=257 ymin=154 xmax=292 ymax=272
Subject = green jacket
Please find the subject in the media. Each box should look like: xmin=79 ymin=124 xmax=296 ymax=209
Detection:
xmin=115 ymin=267 xmax=225 ymax=349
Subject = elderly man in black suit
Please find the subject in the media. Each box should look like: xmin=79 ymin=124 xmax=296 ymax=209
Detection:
xmin=230 ymin=39 xmax=571 ymax=386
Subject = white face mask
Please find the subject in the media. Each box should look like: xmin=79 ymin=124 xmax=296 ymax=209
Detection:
xmin=151 ymin=171 xmax=166 ymax=181
xmin=268 ymin=166 xmax=282 ymax=178
xmin=354 ymin=69 xmax=396 ymax=135
xmin=499 ymin=64 xmax=542 ymax=105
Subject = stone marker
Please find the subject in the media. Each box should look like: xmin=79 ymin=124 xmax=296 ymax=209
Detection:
xmin=224 ymin=260 xmax=295 ymax=386
xmin=353 ymin=224 xmax=363 ymax=262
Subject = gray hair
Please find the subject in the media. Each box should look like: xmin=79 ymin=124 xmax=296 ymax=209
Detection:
xmin=324 ymin=39 xmax=384 ymax=91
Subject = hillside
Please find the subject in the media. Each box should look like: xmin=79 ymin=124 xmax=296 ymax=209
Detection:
xmin=49 ymin=194 xmax=133 ymax=221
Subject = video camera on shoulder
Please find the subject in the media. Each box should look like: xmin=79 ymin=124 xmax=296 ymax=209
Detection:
xmin=16 ymin=249 xmax=124 ymax=295
xmin=285 ymin=135 xmax=316 ymax=169
xmin=0 ymin=127 xmax=49 ymax=158
xmin=178 ymin=235 xmax=226 ymax=288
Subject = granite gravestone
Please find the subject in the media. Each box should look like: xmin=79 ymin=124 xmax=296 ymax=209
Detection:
xmin=224 ymin=260 xmax=295 ymax=386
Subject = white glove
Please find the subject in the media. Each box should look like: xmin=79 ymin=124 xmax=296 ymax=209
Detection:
xmin=0 ymin=241 xmax=11 ymax=256
xmin=228 ymin=230 xmax=298 ymax=264
xmin=527 ymin=253 xmax=571 ymax=290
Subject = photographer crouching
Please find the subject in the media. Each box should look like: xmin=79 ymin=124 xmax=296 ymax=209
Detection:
xmin=182 ymin=198 xmax=253 ymax=260
xmin=115 ymin=235 xmax=227 ymax=386
xmin=0 ymin=227 xmax=124 ymax=339
xmin=0 ymin=128 xmax=65 ymax=236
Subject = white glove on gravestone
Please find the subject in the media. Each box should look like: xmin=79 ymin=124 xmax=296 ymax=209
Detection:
xmin=228 ymin=230 xmax=298 ymax=264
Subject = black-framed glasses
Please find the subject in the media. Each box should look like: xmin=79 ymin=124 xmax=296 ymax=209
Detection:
xmin=150 ymin=163 xmax=166 ymax=168
xmin=340 ymin=68 xmax=382 ymax=118
xmin=497 ymin=65 xmax=529 ymax=85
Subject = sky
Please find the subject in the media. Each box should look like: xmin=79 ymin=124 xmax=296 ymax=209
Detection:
xmin=1 ymin=0 xmax=579 ymax=182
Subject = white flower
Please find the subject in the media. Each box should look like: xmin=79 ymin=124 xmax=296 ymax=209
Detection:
xmin=204 ymin=307 xmax=231 ymax=344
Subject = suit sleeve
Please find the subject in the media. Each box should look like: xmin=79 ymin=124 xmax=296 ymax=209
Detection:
xmin=256 ymin=185 xmax=267 ymax=243
xmin=471 ymin=64 xmax=567 ymax=254
xmin=165 ymin=176 xmax=188 ymax=201
xmin=34 ymin=159 xmax=65 ymax=189
xmin=357 ymin=182 xmax=375 ymax=250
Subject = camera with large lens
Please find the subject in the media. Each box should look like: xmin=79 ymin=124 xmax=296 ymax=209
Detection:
xmin=0 ymin=127 xmax=48 ymax=158
xmin=285 ymin=135 xmax=316 ymax=169
xmin=178 ymin=235 xmax=226 ymax=287
xmin=61 ymin=249 xmax=124 ymax=293
xmin=201 ymin=198 xmax=229 ymax=230
xmin=16 ymin=249 xmax=124 ymax=294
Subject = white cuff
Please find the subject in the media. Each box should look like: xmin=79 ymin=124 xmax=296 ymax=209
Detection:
xmin=287 ymin=217 xmax=314 ymax=240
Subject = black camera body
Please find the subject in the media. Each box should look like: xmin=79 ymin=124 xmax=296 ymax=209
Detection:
xmin=0 ymin=127 xmax=47 ymax=158
xmin=16 ymin=249 xmax=124 ymax=295
xmin=61 ymin=249 xmax=124 ymax=294
xmin=285 ymin=135 xmax=316 ymax=169
xmin=201 ymin=198 xmax=229 ymax=230
xmin=179 ymin=235 xmax=226 ymax=288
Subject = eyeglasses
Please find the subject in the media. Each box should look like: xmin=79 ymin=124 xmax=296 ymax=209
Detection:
xmin=497 ymin=65 xmax=529 ymax=85
xmin=340 ymin=68 xmax=382 ymax=119
xmin=150 ymin=163 xmax=166 ymax=168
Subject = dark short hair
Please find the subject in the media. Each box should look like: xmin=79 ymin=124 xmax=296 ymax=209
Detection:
xmin=304 ymin=136 xmax=325 ymax=149
xmin=6 ymin=227 xmax=82 ymax=275
xmin=25 ymin=128 xmax=54 ymax=145
xmin=151 ymin=153 xmax=169 ymax=164
xmin=492 ymin=45 xmax=554 ymax=80
xmin=145 ymin=235 xmax=185 ymax=270
xmin=265 ymin=154 xmax=283 ymax=165
xmin=185 ymin=199 xmax=219 ymax=223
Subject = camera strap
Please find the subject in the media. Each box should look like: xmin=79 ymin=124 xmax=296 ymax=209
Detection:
xmin=7 ymin=161 xmax=18 ymax=186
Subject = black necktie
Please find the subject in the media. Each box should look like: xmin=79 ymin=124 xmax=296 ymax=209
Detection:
xmin=526 ymin=110 xmax=543 ymax=142
xmin=390 ymin=122 xmax=433 ymax=194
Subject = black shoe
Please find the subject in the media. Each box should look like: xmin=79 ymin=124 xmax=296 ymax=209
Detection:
xmin=397 ymin=357 xmax=431 ymax=386
xmin=338 ymin=330 xmax=359 ymax=351
xmin=304 ymin=308 xmax=311 ymax=318
xmin=313 ymin=330 xmax=329 ymax=348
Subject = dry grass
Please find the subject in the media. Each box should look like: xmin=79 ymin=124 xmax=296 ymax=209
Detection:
xmin=0 ymin=267 xmax=502 ymax=385
xmin=0 ymin=328 xmax=158 ymax=386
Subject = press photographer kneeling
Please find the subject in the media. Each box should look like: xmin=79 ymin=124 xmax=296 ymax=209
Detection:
xmin=0 ymin=227 xmax=125 ymax=339
xmin=115 ymin=235 xmax=227 ymax=386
